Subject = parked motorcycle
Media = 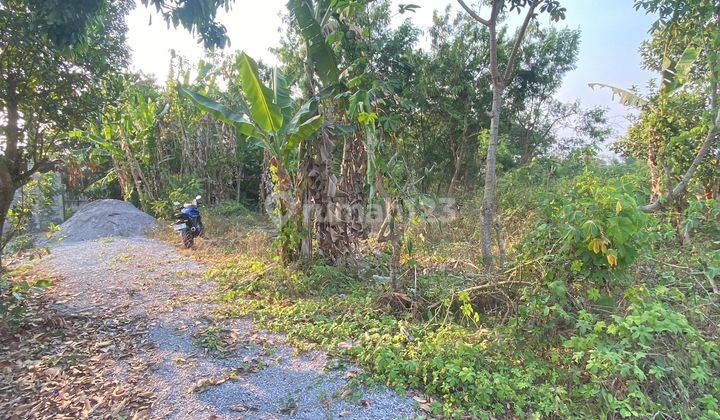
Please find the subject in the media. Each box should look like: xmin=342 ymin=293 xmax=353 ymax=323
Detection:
xmin=173 ymin=195 xmax=204 ymax=248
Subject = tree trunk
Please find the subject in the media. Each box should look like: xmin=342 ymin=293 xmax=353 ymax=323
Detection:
xmin=448 ymin=151 xmax=463 ymax=196
xmin=260 ymin=150 xmax=274 ymax=207
xmin=449 ymin=98 xmax=469 ymax=196
xmin=0 ymin=78 xmax=21 ymax=273
xmin=111 ymin=155 xmax=132 ymax=200
xmin=4 ymin=77 xmax=20 ymax=166
xmin=0 ymin=189 xmax=14 ymax=272
xmin=297 ymin=133 xmax=314 ymax=261
xmin=481 ymin=84 xmax=503 ymax=268
xmin=298 ymin=59 xmax=319 ymax=261
xmin=455 ymin=0 xmax=538 ymax=269
xmin=647 ymin=142 xmax=662 ymax=202
xmin=339 ymin=130 xmax=368 ymax=240
xmin=640 ymin=104 xmax=720 ymax=212
xmin=518 ymin=129 xmax=535 ymax=165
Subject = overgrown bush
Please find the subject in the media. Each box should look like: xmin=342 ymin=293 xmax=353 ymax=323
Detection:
xmin=1 ymin=173 xmax=60 ymax=255
xmin=510 ymin=171 xmax=719 ymax=417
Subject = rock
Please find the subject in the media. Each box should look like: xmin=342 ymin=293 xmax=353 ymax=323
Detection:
xmin=51 ymin=199 xmax=160 ymax=243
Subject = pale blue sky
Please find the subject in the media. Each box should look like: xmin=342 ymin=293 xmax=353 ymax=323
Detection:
xmin=127 ymin=0 xmax=657 ymax=140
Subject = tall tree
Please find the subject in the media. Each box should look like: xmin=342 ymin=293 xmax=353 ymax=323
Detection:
xmin=595 ymin=1 xmax=720 ymax=211
xmin=456 ymin=0 xmax=566 ymax=268
xmin=0 ymin=0 xmax=129 ymax=269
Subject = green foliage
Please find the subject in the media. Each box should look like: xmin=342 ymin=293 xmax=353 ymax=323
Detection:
xmin=0 ymin=0 xmax=128 ymax=253
xmin=207 ymin=132 xmax=719 ymax=420
xmin=0 ymin=268 xmax=53 ymax=331
xmin=287 ymin=0 xmax=340 ymax=86
xmin=521 ymin=172 xmax=651 ymax=283
xmin=683 ymin=199 xmax=720 ymax=239
xmin=510 ymin=169 xmax=652 ymax=342
xmin=181 ymin=51 xmax=328 ymax=263
xmin=177 ymin=86 xmax=258 ymax=137
xmin=564 ymin=285 xmax=720 ymax=418
xmin=141 ymin=0 xmax=231 ymax=48
xmin=235 ymin=53 xmax=284 ymax=133
xmin=211 ymin=200 xmax=252 ymax=217
xmin=1 ymin=173 xmax=61 ymax=253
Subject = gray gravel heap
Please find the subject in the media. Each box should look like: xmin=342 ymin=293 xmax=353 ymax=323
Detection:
xmin=53 ymin=199 xmax=160 ymax=243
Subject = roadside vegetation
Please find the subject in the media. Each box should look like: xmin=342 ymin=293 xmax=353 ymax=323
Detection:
xmin=175 ymin=153 xmax=719 ymax=418
xmin=1 ymin=0 xmax=719 ymax=418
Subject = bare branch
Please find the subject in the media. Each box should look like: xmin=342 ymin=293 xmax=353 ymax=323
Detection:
xmin=487 ymin=1 xmax=503 ymax=84
xmin=502 ymin=1 xmax=539 ymax=84
xmin=19 ymin=159 xmax=60 ymax=186
xmin=455 ymin=0 xmax=490 ymax=26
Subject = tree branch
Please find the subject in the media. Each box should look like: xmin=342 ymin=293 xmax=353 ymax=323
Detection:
xmin=18 ymin=159 xmax=60 ymax=186
xmin=487 ymin=1 xmax=503 ymax=84
xmin=455 ymin=0 xmax=490 ymax=26
xmin=502 ymin=1 xmax=539 ymax=84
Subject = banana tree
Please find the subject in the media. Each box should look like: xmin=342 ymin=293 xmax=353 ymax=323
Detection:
xmin=287 ymin=0 xmax=372 ymax=264
xmin=85 ymin=90 xmax=167 ymax=211
xmin=180 ymin=52 xmax=324 ymax=263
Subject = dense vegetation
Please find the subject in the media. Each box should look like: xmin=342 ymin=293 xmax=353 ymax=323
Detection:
xmin=1 ymin=0 xmax=719 ymax=417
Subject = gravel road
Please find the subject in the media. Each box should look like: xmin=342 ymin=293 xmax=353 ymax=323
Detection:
xmin=38 ymin=237 xmax=417 ymax=419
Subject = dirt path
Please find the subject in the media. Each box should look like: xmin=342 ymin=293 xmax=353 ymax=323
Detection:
xmin=7 ymin=237 xmax=417 ymax=419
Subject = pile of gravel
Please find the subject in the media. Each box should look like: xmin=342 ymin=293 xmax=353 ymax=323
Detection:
xmin=53 ymin=199 xmax=160 ymax=243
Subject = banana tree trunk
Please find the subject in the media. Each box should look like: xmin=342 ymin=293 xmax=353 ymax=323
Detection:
xmin=297 ymin=138 xmax=314 ymax=261
xmin=118 ymin=128 xmax=153 ymax=209
xmin=310 ymin=126 xmax=347 ymax=264
xmin=339 ymin=130 xmax=369 ymax=240
xmin=111 ymin=155 xmax=133 ymax=201
xmin=260 ymin=150 xmax=274 ymax=207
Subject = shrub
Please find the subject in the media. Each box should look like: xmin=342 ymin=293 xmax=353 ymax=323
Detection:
xmin=150 ymin=176 xmax=205 ymax=218
xmin=533 ymin=172 xmax=651 ymax=279
xmin=511 ymin=171 xmax=653 ymax=350
xmin=1 ymin=269 xmax=53 ymax=331
xmin=564 ymin=284 xmax=720 ymax=417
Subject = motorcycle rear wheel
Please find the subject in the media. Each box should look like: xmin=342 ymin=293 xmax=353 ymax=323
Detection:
xmin=181 ymin=230 xmax=194 ymax=248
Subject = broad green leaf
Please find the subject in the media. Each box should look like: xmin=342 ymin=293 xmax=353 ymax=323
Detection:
xmin=236 ymin=52 xmax=284 ymax=133
xmin=272 ymin=67 xmax=293 ymax=111
xmin=179 ymin=86 xmax=260 ymax=138
xmin=289 ymin=83 xmax=342 ymax=126
xmin=674 ymin=45 xmax=700 ymax=82
xmin=661 ymin=45 xmax=700 ymax=92
xmin=291 ymin=98 xmax=319 ymax=127
xmin=288 ymin=0 xmax=340 ymax=86
xmin=288 ymin=115 xmax=324 ymax=149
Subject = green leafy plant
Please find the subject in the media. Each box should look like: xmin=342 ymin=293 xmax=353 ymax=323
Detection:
xmin=0 ymin=270 xmax=53 ymax=331
xmin=181 ymin=52 xmax=324 ymax=263
xmin=521 ymin=172 xmax=651 ymax=283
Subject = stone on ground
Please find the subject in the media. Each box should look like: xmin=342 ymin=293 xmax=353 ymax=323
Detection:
xmin=53 ymin=199 xmax=160 ymax=243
